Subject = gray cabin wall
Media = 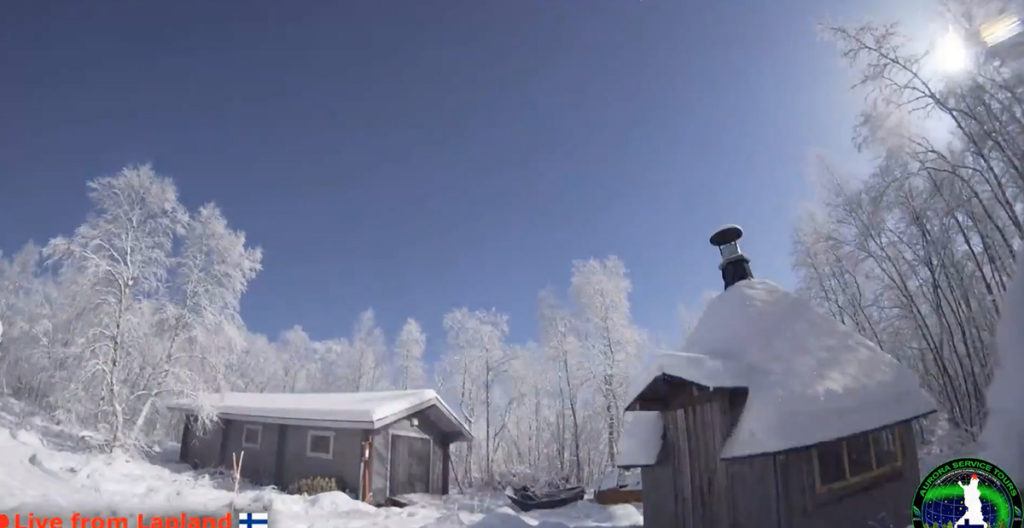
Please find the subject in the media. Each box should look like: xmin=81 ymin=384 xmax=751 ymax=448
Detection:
xmin=279 ymin=425 xmax=363 ymax=495
xmin=179 ymin=415 xmax=224 ymax=469
xmin=221 ymin=420 xmax=280 ymax=486
xmin=774 ymin=421 xmax=920 ymax=528
xmin=177 ymin=408 xmax=457 ymax=504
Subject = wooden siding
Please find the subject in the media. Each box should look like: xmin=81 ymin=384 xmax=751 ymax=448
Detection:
xmin=641 ymin=385 xmax=738 ymax=528
xmin=221 ymin=420 xmax=280 ymax=485
xmin=633 ymin=374 xmax=924 ymax=528
xmin=723 ymin=455 xmax=782 ymax=528
xmin=771 ymin=422 xmax=920 ymax=528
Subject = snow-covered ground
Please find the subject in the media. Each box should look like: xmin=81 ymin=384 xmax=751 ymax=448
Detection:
xmin=0 ymin=397 xmax=642 ymax=528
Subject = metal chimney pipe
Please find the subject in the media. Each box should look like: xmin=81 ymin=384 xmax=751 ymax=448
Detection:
xmin=709 ymin=224 xmax=753 ymax=290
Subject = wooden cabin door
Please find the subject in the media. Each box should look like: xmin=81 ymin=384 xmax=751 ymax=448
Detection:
xmin=667 ymin=396 xmax=732 ymax=527
xmin=389 ymin=434 xmax=432 ymax=496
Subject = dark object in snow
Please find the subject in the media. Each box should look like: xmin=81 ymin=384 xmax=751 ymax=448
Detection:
xmin=505 ymin=485 xmax=586 ymax=512
xmin=709 ymin=224 xmax=753 ymax=290
xmin=385 ymin=496 xmax=410 ymax=508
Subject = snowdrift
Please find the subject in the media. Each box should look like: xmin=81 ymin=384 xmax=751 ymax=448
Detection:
xmin=979 ymin=256 xmax=1024 ymax=483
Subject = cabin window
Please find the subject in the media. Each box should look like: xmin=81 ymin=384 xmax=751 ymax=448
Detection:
xmin=871 ymin=428 xmax=899 ymax=467
xmin=307 ymin=430 xmax=334 ymax=459
xmin=813 ymin=426 xmax=902 ymax=492
xmin=815 ymin=439 xmax=848 ymax=486
xmin=242 ymin=425 xmax=262 ymax=448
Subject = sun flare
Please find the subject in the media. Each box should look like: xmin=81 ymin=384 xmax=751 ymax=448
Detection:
xmin=934 ymin=27 xmax=969 ymax=73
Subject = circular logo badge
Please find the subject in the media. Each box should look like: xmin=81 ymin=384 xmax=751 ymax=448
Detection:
xmin=913 ymin=457 xmax=1023 ymax=528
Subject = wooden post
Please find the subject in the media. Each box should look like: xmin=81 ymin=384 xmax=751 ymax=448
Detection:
xmin=361 ymin=437 xmax=374 ymax=503
xmin=232 ymin=451 xmax=245 ymax=495
xmin=441 ymin=443 xmax=451 ymax=495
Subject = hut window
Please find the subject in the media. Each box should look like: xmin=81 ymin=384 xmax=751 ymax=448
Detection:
xmin=813 ymin=427 xmax=903 ymax=492
xmin=307 ymin=430 xmax=334 ymax=459
xmin=815 ymin=439 xmax=848 ymax=486
xmin=870 ymin=428 xmax=899 ymax=467
xmin=242 ymin=425 xmax=262 ymax=448
xmin=845 ymin=434 xmax=874 ymax=477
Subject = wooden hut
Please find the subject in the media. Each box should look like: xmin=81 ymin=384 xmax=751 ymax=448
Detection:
xmin=169 ymin=389 xmax=472 ymax=505
xmin=617 ymin=226 xmax=936 ymax=528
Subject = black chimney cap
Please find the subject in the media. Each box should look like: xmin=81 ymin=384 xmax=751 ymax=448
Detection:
xmin=710 ymin=224 xmax=744 ymax=247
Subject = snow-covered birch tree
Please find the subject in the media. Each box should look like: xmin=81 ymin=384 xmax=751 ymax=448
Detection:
xmin=348 ymin=309 xmax=388 ymax=391
xmin=129 ymin=203 xmax=262 ymax=441
xmin=394 ymin=318 xmax=427 ymax=390
xmin=42 ymin=165 xmax=188 ymax=451
xmin=439 ymin=307 xmax=510 ymax=486
xmin=569 ymin=256 xmax=641 ymax=468
xmin=795 ymin=2 xmax=1024 ymax=443
xmin=538 ymin=288 xmax=587 ymax=484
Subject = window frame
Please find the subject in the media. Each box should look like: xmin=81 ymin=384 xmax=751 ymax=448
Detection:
xmin=241 ymin=424 xmax=262 ymax=449
xmin=811 ymin=426 xmax=903 ymax=494
xmin=306 ymin=430 xmax=335 ymax=459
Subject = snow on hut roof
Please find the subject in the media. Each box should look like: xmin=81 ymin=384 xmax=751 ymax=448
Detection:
xmin=168 ymin=389 xmax=472 ymax=441
xmin=627 ymin=279 xmax=936 ymax=459
xmin=617 ymin=411 xmax=663 ymax=468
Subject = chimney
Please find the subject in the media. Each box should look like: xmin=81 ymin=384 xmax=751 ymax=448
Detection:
xmin=709 ymin=224 xmax=753 ymax=290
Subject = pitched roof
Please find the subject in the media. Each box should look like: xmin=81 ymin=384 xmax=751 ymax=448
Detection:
xmin=626 ymin=279 xmax=936 ymax=459
xmin=168 ymin=389 xmax=472 ymax=441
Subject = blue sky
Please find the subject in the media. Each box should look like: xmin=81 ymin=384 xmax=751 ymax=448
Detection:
xmin=1 ymin=0 xmax=933 ymax=359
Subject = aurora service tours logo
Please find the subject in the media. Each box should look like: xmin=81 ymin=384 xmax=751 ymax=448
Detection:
xmin=913 ymin=457 xmax=1023 ymax=528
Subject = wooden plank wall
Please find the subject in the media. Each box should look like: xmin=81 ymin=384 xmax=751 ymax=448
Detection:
xmin=653 ymin=389 xmax=740 ymax=528
xmin=774 ymin=422 xmax=921 ymax=528
xmin=723 ymin=455 xmax=782 ymax=528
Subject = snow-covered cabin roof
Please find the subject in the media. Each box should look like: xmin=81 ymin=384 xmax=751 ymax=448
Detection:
xmin=625 ymin=279 xmax=936 ymax=460
xmin=168 ymin=389 xmax=472 ymax=442
xmin=616 ymin=411 xmax=663 ymax=468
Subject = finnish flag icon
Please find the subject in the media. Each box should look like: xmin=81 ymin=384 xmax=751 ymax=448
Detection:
xmin=238 ymin=512 xmax=269 ymax=528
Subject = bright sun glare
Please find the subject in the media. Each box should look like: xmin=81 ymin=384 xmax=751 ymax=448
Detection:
xmin=934 ymin=27 xmax=969 ymax=74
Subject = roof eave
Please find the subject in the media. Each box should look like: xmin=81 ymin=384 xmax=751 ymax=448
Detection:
xmin=167 ymin=396 xmax=475 ymax=442
xmin=717 ymin=409 xmax=939 ymax=460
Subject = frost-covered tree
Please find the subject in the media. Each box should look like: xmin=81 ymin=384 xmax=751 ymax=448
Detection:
xmin=439 ymin=307 xmax=510 ymax=486
xmin=348 ymin=309 xmax=388 ymax=391
xmin=538 ymin=288 xmax=586 ymax=484
xmin=130 ymin=203 xmax=262 ymax=440
xmin=569 ymin=256 xmax=641 ymax=467
xmin=43 ymin=165 xmax=188 ymax=450
xmin=277 ymin=325 xmax=316 ymax=392
xmin=394 ymin=318 xmax=427 ymax=390
xmin=794 ymin=2 xmax=1024 ymax=443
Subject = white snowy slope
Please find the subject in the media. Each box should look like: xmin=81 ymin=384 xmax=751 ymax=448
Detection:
xmin=979 ymin=256 xmax=1024 ymax=483
xmin=0 ymin=396 xmax=641 ymax=528
xmin=631 ymin=279 xmax=936 ymax=459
